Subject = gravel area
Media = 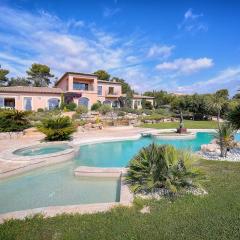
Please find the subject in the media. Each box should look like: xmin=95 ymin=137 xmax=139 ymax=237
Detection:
xmin=199 ymin=148 xmax=240 ymax=162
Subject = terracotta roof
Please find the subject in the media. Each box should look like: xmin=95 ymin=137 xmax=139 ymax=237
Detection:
xmin=121 ymin=94 xmax=154 ymax=99
xmin=0 ymin=86 xmax=64 ymax=94
xmin=56 ymin=72 xmax=98 ymax=86
xmin=98 ymin=80 xmax=121 ymax=85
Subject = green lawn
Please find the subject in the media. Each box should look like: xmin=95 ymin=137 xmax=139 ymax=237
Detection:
xmin=1 ymin=160 xmax=240 ymax=240
xmin=141 ymin=120 xmax=218 ymax=129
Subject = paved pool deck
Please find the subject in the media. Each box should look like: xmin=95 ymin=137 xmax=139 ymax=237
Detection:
xmin=0 ymin=126 xmax=215 ymax=179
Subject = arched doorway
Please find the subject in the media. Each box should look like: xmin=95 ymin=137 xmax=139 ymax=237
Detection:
xmin=103 ymin=100 xmax=112 ymax=106
xmin=48 ymin=98 xmax=60 ymax=110
xmin=78 ymin=97 xmax=89 ymax=108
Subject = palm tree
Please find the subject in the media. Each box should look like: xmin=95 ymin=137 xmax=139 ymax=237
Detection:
xmin=208 ymin=93 xmax=226 ymax=128
xmin=215 ymin=122 xmax=236 ymax=157
xmin=126 ymin=144 xmax=204 ymax=194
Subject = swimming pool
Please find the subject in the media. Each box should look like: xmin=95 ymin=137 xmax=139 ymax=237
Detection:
xmin=0 ymin=132 xmax=235 ymax=214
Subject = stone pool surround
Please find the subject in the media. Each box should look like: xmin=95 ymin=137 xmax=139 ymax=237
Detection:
xmin=0 ymin=127 xmax=216 ymax=223
xmin=0 ymin=142 xmax=76 ymax=179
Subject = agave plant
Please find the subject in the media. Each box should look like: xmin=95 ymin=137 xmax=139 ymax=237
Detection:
xmin=126 ymin=144 xmax=204 ymax=194
xmin=215 ymin=122 xmax=236 ymax=157
xmin=37 ymin=116 xmax=77 ymax=141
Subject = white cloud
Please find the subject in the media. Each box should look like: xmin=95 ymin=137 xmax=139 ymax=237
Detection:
xmin=103 ymin=7 xmax=120 ymax=18
xmin=178 ymin=8 xmax=208 ymax=33
xmin=156 ymin=58 xmax=213 ymax=75
xmin=147 ymin=44 xmax=175 ymax=59
xmin=0 ymin=6 xmax=133 ymax=79
xmin=176 ymin=67 xmax=240 ymax=95
xmin=184 ymin=8 xmax=203 ymax=20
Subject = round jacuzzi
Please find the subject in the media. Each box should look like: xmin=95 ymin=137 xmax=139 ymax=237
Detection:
xmin=13 ymin=143 xmax=72 ymax=156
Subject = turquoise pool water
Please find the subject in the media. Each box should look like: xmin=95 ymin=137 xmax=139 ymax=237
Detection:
xmin=0 ymin=163 xmax=120 ymax=214
xmin=13 ymin=143 xmax=71 ymax=156
xmin=75 ymin=132 xmax=214 ymax=167
xmin=0 ymin=132 xmax=236 ymax=214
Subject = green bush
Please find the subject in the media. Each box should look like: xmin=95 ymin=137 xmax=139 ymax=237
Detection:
xmin=28 ymin=109 xmax=61 ymax=122
xmin=76 ymin=105 xmax=88 ymax=114
xmin=142 ymin=100 xmax=153 ymax=110
xmin=62 ymin=102 xmax=77 ymax=111
xmin=75 ymin=119 xmax=87 ymax=126
xmin=37 ymin=116 xmax=77 ymax=141
xmin=37 ymin=108 xmax=44 ymax=112
xmin=99 ymin=105 xmax=112 ymax=115
xmin=117 ymin=107 xmax=141 ymax=115
xmin=91 ymin=102 xmax=102 ymax=111
xmin=228 ymin=105 xmax=240 ymax=130
xmin=0 ymin=109 xmax=31 ymax=132
xmin=126 ymin=144 xmax=204 ymax=194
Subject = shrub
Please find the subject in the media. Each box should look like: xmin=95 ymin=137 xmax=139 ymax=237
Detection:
xmin=118 ymin=107 xmax=140 ymax=115
xmin=37 ymin=116 xmax=77 ymax=141
xmin=37 ymin=108 xmax=44 ymax=112
xmin=28 ymin=110 xmax=61 ymax=122
xmin=76 ymin=105 xmax=88 ymax=114
xmin=228 ymin=105 xmax=240 ymax=130
xmin=99 ymin=105 xmax=112 ymax=115
xmin=142 ymin=109 xmax=153 ymax=115
xmin=63 ymin=102 xmax=77 ymax=111
xmin=0 ymin=109 xmax=31 ymax=132
xmin=75 ymin=119 xmax=87 ymax=126
xmin=142 ymin=100 xmax=153 ymax=110
xmin=91 ymin=102 xmax=102 ymax=111
xmin=126 ymin=144 xmax=204 ymax=194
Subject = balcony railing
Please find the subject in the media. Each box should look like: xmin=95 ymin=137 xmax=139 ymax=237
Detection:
xmin=73 ymin=83 xmax=94 ymax=91
xmin=105 ymin=91 xmax=120 ymax=96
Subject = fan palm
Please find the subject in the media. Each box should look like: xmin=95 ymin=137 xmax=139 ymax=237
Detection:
xmin=215 ymin=122 xmax=236 ymax=157
xmin=126 ymin=144 xmax=204 ymax=194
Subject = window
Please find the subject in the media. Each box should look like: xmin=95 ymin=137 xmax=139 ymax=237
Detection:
xmin=78 ymin=97 xmax=89 ymax=108
xmin=0 ymin=98 xmax=4 ymax=108
xmin=4 ymin=98 xmax=15 ymax=108
xmin=108 ymin=87 xmax=114 ymax=95
xmin=73 ymin=82 xmax=89 ymax=90
xmin=48 ymin=98 xmax=60 ymax=110
xmin=98 ymin=86 xmax=102 ymax=95
xmin=112 ymin=100 xmax=119 ymax=108
xmin=24 ymin=97 xmax=32 ymax=111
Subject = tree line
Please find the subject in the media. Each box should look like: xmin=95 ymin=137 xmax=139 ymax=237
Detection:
xmin=144 ymin=89 xmax=240 ymax=119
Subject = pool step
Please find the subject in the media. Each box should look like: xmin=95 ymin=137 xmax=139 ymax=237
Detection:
xmin=74 ymin=166 xmax=127 ymax=178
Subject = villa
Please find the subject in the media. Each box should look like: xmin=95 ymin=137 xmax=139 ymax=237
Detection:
xmin=0 ymin=72 xmax=154 ymax=111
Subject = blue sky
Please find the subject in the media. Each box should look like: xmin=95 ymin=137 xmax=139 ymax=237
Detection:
xmin=0 ymin=0 xmax=239 ymax=95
